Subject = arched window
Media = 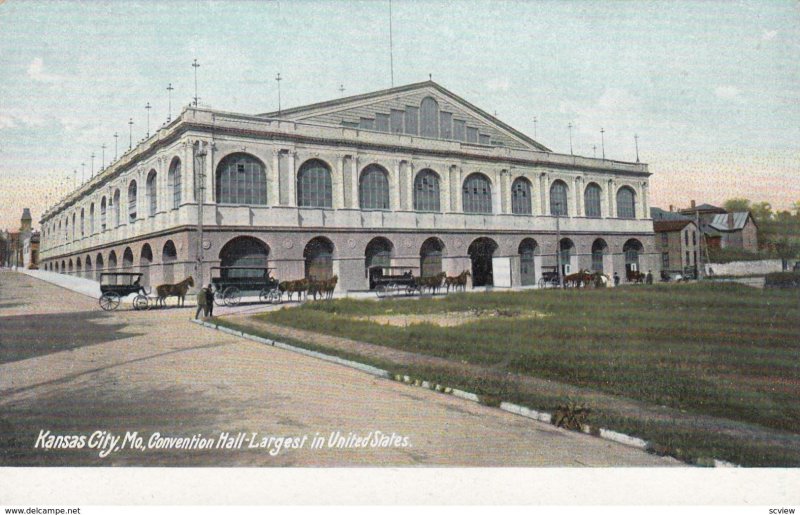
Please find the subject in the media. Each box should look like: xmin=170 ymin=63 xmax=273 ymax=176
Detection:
xmin=549 ymin=180 xmax=568 ymax=216
xmin=413 ymin=169 xmax=441 ymax=212
xmin=80 ymin=209 xmax=85 ymax=237
xmin=162 ymin=240 xmax=177 ymax=283
xmin=100 ymin=197 xmax=107 ymax=231
xmin=71 ymin=213 xmax=76 ymax=240
xmin=113 ymin=189 xmax=121 ymax=227
xmin=359 ymin=165 xmax=390 ymax=210
xmin=462 ymin=173 xmax=492 ymax=214
xmin=584 ymin=183 xmax=602 ymax=218
xmin=365 ymin=237 xmax=393 ymax=288
xmin=140 ymin=244 xmax=153 ymax=287
xmin=518 ymin=238 xmax=538 ymax=286
xmin=304 ymin=237 xmax=334 ymax=281
xmin=419 ymin=96 xmax=440 ymax=138
xmin=168 ymin=158 xmax=181 ymax=209
xmin=623 ymin=239 xmax=643 ymax=275
xmin=146 ymin=170 xmax=157 ymax=216
xmin=216 ymin=153 xmax=267 ymax=205
xmin=591 ymin=239 xmax=608 ymax=272
xmin=95 ymin=253 xmax=104 ymax=281
xmin=617 ymin=186 xmax=636 ymax=219
xmin=420 ymin=237 xmax=444 ymax=277
xmin=511 ymin=177 xmax=532 ymax=215
xmin=128 ymin=181 xmax=137 ymax=222
xmin=297 ymin=159 xmax=332 ymax=208
xmin=89 ymin=203 xmax=95 ymax=234
xmin=122 ymin=247 xmax=134 ymax=269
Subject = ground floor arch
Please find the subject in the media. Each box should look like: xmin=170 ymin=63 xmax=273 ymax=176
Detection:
xmin=468 ymin=237 xmax=498 ymax=287
xmin=365 ymin=237 xmax=394 ymax=289
xmin=559 ymin=238 xmax=576 ymax=277
xmin=304 ymin=237 xmax=334 ymax=281
xmin=623 ymin=239 xmax=644 ymax=276
xmin=591 ymin=238 xmax=609 ymax=273
xmin=122 ymin=247 xmax=134 ymax=270
xmin=162 ymin=240 xmax=177 ymax=283
xmin=95 ymin=253 xmax=104 ymax=282
xmin=420 ymin=237 xmax=445 ymax=278
xmin=76 ymin=257 xmax=82 ymax=276
xmin=518 ymin=238 xmax=539 ymax=286
xmin=85 ymin=256 xmax=93 ymax=279
xmin=219 ymin=236 xmax=270 ymax=279
xmin=140 ymin=244 xmax=153 ymax=287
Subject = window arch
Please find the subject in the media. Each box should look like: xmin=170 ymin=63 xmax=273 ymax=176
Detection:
xmin=420 ymin=237 xmax=445 ymax=277
xmin=591 ymin=239 xmax=608 ymax=272
xmin=623 ymin=239 xmax=643 ymax=275
xmin=80 ymin=208 xmax=85 ymax=237
xmin=584 ymin=183 xmax=602 ymax=218
xmin=168 ymin=158 xmax=182 ymax=209
xmin=413 ymin=169 xmax=441 ymax=212
xmin=95 ymin=253 xmax=104 ymax=281
xmin=146 ymin=170 xmax=157 ymax=216
xmin=297 ymin=159 xmax=332 ymax=208
xmin=549 ymin=180 xmax=568 ymax=216
xmin=89 ymin=203 xmax=95 ymax=234
xmin=219 ymin=236 xmax=270 ymax=278
xmin=128 ymin=181 xmax=137 ymax=222
xmin=122 ymin=247 xmax=134 ymax=269
xmin=462 ymin=173 xmax=492 ymax=214
xmin=113 ymin=189 xmax=120 ymax=227
xmin=511 ymin=177 xmax=532 ymax=215
xmin=419 ymin=96 xmax=440 ymax=138
xmin=100 ymin=197 xmax=107 ymax=231
xmin=365 ymin=237 xmax=394 ymax=288
xmin=162 ymin=240 xmax=177 ymax=283
xmin=518 ymin=238 xmax=539 ymax=286
xmin=216 ymin=153 xmax=267 ymax=205
xmin=359 ymin=164 xmax=390 ymax=210
xmin=304 ymin=237 xmax=334 ymax=281
xmin=617 ymin=186 xmax=636 ymax=219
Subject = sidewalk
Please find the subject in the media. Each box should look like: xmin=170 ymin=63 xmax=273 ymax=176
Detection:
xmin=19 ymin=269 xmax=102 ymax=299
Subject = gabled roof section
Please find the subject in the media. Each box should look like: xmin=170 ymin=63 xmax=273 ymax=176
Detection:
xmin=709 ymin=212 xmax=752 ymax=232
xmin=653 ymin=220 xmax=694 ymax=233
xmin=258 ymin=80 xmax=550 ymax=152
xmin=650 ymin=207 xmax=692 ymax=221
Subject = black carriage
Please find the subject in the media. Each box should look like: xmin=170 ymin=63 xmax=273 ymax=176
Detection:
xmin=369 ymin=265 xmax=420 ymax=298
xmin=537 ymin=265 xmax=561 ymax=289
xmin=99 ymin=272 xmax=149 ymax=311
xmin=211 ymin=266 xmax=280 ymax=306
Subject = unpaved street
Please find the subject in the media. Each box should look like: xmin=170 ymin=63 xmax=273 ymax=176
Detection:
xmin=0 ymin=270 xmax=678 ymax=466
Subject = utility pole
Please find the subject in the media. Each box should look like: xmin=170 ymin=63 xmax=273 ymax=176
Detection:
xmin=695 ymin=210 xmax=704 ymax=280
xmin=275 ymin=72 xmax=282 ymax=116
xmin=338 ymin=84 xmax=345 ymax=98
xmin=192 ymin=59 xmax=200 ymax=107
xmin=194 ymin=141 xmax=208 ymax=288
xmin=145 ymin=102 xmax=152 ymax=137
xmin=128 ymin=118 xmax=134 ymax=149
xmin=592 ymin=145 xmax=597 ymax=158
xmin=90 ymin=153 xmax=95 ymax=177
xmin=167 ymin=83 xmax=174 ymax=122
xmin=634 ymin=134 xmax=640 ymax=163
xmin=81 ymin=163 xmax=85 ymax=184
xmin=600 ymin=128 xmax=606 ymax=160
xmin=533 ymin=116 xmax=537 ymax=139
xmin=101 ymin=144 xmax=106 ymax=171
xmin=113 ymin=132 xmax=119 ymax=160
xmin=567 ymin=123 xmax=573 ymax=155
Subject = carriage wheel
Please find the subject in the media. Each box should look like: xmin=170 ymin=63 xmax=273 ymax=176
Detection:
xmin=259 ymin=288 xmax=271 ymax=303
xmin=268 ymin=289 xmax=282 ymax=304
xmin=99 ymin=292 xmax=120 ymax=311
xmin=538 ymin=277 xmax=547 ymax=289
xmin=214 ymin=291 xmax=226 ymax=306
xmin=223 ymin=286 xmax=241 ymax=306
xmin=133 ymin=294 xmax=150 ymax=311
xmin=375 ymin=285 xmax=387 ymax=298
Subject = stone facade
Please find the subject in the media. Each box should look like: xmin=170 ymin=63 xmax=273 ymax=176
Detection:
xmin=39 ymin=81 xmax=657 ymax=292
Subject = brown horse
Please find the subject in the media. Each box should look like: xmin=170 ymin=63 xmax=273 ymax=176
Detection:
xmin=564 ymin=269 xmax=594 ymax=288
xmin=279 ymin=278 xmax=309 ymax=302
xmin=445 ymin=270 xmax=472 ymax=293
xmin=155 ymin=276 xmax=194 ymax=307
xmin=627 ymin=270 xmax=646 ymax=283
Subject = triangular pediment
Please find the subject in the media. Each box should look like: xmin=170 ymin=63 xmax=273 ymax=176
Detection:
xmin=258 ymin=81 xmax=549 ymax=152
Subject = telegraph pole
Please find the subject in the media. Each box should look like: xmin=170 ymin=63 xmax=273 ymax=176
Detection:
xmin=194 ymin=141 xmax=208 ymax=288
xmin=275 ymin=72 xmax=282 ymax=116
xmin=634 ymin=134 xmax=640 ymax=163
xmin=113 ymin=132 xmax=119 ymax=160
xmin=567 ymin=123 xmax=573 ymax=155
xmin=145 ymin=102 xmax=152 ymax=137
xmin=81 ymin=163 xmax=85 ymax=184
xmin=600 ymin=128 xmax=606 ymax=160
xmin=533 ymin=116 xmax=538 ymax=139
xmin=338 ymin=84 xmax=345 ymax=98
xmin=128 ymin=118 xmax=133 ymax=149
xmin=101 ymin=144 xmax=106 ymax=171
xmin=90 ymin=153 xmax=95 ymax=177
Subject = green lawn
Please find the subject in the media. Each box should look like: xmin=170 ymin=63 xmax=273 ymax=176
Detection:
xmin=248 ymin=282 xmax=800 ymax=466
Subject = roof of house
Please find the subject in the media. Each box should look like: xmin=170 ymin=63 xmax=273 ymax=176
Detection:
xmin=653 ymin=220 xmax=694 ymax=233
xmin=708 ymin=212 xmax=752 ymax=232
xmin=679 ymin=203 xmax=726 ymax=214
xmin=650 ymin=207 xmax=692 ymax=221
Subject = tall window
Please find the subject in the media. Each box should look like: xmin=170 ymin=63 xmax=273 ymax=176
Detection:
xmin=216 ymin=153 xmax=267 ymax=205
xmin=297 ymin=159 xmax=332 ymax=208
xmin=419 ymin=97 xmax=439 ymax=138
xmin=692 ymin=231 xmax=697 ymax=246
xmin=168 ymin=159 xmax=181 ymax=209
xmin=128 ymin=181 xmax=137 ymax=222
xmin=617 ymin=187 xmax=636 ymax=218
xmin=591 ymin=240 xmax=607 ymax=272
xmin=404 ymin=106 xmax=418 ymax=135
xmin=550 ymin=180 xmax=568 ymax=216
xmin=89 ymin=203 xmax=95 ymax=234
xmin=584 ymin=183 xmax=602 ymax=218
xmin=662 ymin=252 xmax=670 ymax=268
xmin=113 ymin=190 xmax=120 ymax=227
xmin=511 ymin=177 xmax=532 ymax=215
xmin=359 ymin=165 xmax=390 ymax=210
xmin=80 ymin=209 xmax=85 ymax=237
xmin=413 ymin=169 xmax=441 ymax=212
xmin=146 ymin=170 xmax=157 ymax=216
xmin=462 ymin=173 xmax=492 ymax=214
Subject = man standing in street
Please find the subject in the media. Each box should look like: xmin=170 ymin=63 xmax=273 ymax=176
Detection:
xmin=194 ymin=285 xmax=207 ymax=320
xmin=205 ymin=284 xmax=215 ymax=318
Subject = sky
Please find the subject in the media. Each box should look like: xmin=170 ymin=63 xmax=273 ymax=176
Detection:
xmin=0 ymin=0 xmax=798 ymax=230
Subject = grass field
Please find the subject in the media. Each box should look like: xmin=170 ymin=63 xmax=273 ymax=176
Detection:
xmin=238 ymin=282 xmax=800 ymax=466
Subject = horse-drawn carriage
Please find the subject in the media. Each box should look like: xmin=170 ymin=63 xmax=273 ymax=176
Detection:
xmin=211 ymin=266 xmax=281 ymax=307
xmin=537 ymin=266 xmax=561 ymax=289
xmin=369 ymin=265 xmax=421 ymax=298
xmin=99 ymin=272 xmax=150 ymax=311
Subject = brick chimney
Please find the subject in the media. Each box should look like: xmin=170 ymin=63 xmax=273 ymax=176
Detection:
xmin=669 ymin=205 xmax=674 ymax=212
xmin=691 ymin=200 xmax=696 ymax=209
xmin=728 ymin=213 xmax=734 ymax=229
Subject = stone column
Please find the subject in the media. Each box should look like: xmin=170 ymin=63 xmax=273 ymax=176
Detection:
xmin=287 ymin=151 xmax=297 ymax=207
xmin=574 ymin=176 xmax=582 ymax=217
xmin=451 ymin=165 xmax=462 ymax=212
xmin=641 ymin=182 xmax=649 ymax=219
xmin=607 ymin=179 xmax=616 ymax=218
xmin=440 ymin=165 xmax=451 ymax=213
xmin=269 ymin=149 xmax=280 ymax=206
xmin=500 ymin=169 xmax=510 ymax=214
xmin=404 ymin=162 xmax=414 ymax=211
xmin=540 ymin=173 xmax=549 ymax=215
xmin=389 ymin=159 xmax=400 ymax=211
xmin=350 ymin=156 xmax=360 ymax=209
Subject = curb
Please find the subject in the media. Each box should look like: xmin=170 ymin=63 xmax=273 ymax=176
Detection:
xmin=192 ymin=318 xmax=739 ymax=468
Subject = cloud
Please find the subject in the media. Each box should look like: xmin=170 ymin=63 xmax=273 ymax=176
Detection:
xmin=27 ymin=57 xmax=64 ymax=83
xmin=714 ymin=85 xmax=743 ymax=102
xmin=0 ymin=108 xmax=46 ymax=130
xmin=762 ymin=30 xmax=778 ymax=40
xmin=486 ymin=77 xmax=510 ymax=92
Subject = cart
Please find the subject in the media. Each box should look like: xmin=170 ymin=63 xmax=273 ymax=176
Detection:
xmin=211 ymin=266 xmax=281 ymax=307
xmin=369 ymin=265 xmax=420 ymax=298
xmin=99 ymin=272 xmax=150 ymax=311
xmin=537 ymin=266 xmax=561 ymax=289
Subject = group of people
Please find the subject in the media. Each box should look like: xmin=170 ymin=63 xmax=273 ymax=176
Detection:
xmin=194 ymin=283 xmax=216 ymax=319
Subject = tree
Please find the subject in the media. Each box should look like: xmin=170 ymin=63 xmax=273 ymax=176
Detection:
xmin=750 ymin=202 xmax=773 ymax=223
xmin=723 ymin=198 xmax=751 ymax=212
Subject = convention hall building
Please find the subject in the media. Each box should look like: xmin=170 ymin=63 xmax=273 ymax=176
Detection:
xmin=39 ymin=81 xmax=656 ymax=291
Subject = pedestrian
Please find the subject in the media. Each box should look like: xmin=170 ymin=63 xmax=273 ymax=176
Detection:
xmin=194 ymin=285 xmax=207 ymax=320
xmin=205 ymin=284 xmax=215 ymax=318
xmin=613 ymin=272 xmax=620 ymax=286
xmin=646 ymin=270 xmax=653 ymax=284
